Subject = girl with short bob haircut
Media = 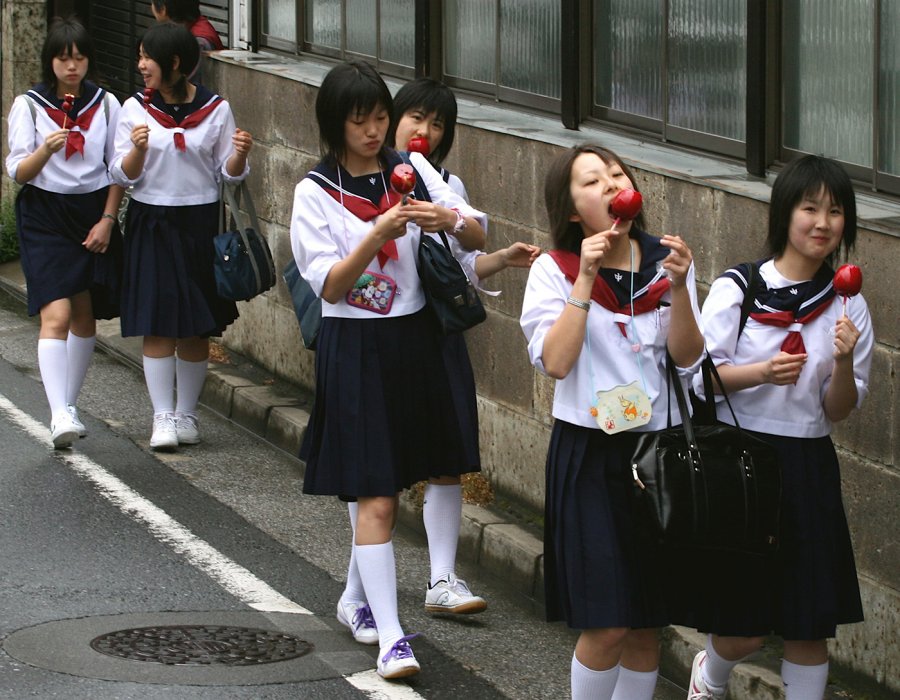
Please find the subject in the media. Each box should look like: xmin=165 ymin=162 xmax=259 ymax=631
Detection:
xmin=140 ymin=20 xmax=199 ymax=101
xmin=685 ymin=155 xmax=873 ymax=700
xmin=6 ymin=16 xmax=125 ymax=448
xmin=291 ymin=60 xmax=488 ymax=680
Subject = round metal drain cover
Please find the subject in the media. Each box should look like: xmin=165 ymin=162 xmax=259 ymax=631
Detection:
xmin=90 ymin=625 xmax=313 ymax=666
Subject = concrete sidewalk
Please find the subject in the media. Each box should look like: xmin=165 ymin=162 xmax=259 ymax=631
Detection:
xmin=1 ymin=258 xmax=885 ymax=700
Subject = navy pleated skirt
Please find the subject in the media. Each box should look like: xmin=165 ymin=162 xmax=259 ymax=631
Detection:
xmin=15 ymin=185 xmax=122 ymax=318
xmin=120 ymin=200 xmax=238 ymax=338
xmin=675 ymin=433 xmax=863 ymax=640
xmin=543 ymin=420 xmax=670 ymax=630
xmin=300 ymin=309 xmax=477 ymax=498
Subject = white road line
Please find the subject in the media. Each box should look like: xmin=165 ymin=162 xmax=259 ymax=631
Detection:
xmin=0 ymin=392 xmax=310 ymax=615
xmin=0 ymin=392 xmax=429 ymax=699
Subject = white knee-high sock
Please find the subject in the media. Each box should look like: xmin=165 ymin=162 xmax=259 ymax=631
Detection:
xmin=782 ymin=659 xmax=828 ymax=700
xmin=571 ymin=655 xmax=619 ymax=700
xmin=423 ymin=482 xmax=462 ymax=585
xmin=66 ymin=332 xmax=96 ymax=406
xmin=143 ymin=355 xmax=176 ymax=415
xmin=341 ymin=502 xmax=367 ymax=603
xmin=175 ymin=356 xmax=207 ymax=415
xmin=38 ymin=339 xmax=69 ymax=420
xmin=355 ymin=541 xmax=404 ymax=650
xmin=702 ymin=635 xmax=740 ymax=692
xmin=611 ymin=666 xmax=658 ymax=700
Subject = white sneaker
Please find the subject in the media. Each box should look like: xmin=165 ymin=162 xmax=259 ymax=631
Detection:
xmin=67 ymin=404 xmax=87 ymax=438
xmin=175 ymin=412 xmax=200 ymax=445
xmin=149 ymin=412 xmax=178 ymax=451
xmin=687 ymin=651 xmax=726 ymax=699
xmin=377 ymin=634 xmax=420 ymax=679
xmin=336 ymin=599 xmax=379 ymax=645
xmin=424 ymin=574 xmax=487 ymax=614
xmin=50 ymin=412 xmax=80 ymax=449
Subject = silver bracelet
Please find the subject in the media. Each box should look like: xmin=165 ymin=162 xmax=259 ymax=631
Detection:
xmin=566 ymin=296 xmax=590 ymax=311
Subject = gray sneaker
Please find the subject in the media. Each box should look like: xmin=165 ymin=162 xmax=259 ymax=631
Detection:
xmin=150 ymin=412 xmax=178 ymax=451
xmin=175 ymin=412 xmax=200 ymax=445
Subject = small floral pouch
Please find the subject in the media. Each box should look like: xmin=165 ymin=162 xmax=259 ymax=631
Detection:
xmin=346 ymin=271 xmax=397 ymax=315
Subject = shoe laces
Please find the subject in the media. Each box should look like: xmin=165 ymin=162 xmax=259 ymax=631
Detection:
xmin=154 ymin=412 xmax=175 ymax=429
xmin=381 ymin=633 xmax=419 ymax=663
xmin=352 ymin=603 xmax=376 ymax=631
xmin=448 ymin=576 xmax=472 ymax=596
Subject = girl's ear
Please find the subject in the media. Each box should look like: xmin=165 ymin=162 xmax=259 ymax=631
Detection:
xmin=569 ymin=211 xmax=581 ymax=223
xmin=171 ymin=55 xmax=181 ymax=73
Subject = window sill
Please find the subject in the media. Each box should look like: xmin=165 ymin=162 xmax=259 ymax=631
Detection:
xmin=211 ymin=50 xmax=900 ymax=239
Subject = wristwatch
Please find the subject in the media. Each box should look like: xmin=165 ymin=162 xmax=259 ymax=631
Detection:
xmin=451 ymin=208 xmax=467 ymax=235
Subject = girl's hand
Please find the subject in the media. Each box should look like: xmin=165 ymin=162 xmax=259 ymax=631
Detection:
xmin=659 ymin=234 xmax=693 ymax=288
xmin=232 ymin=128 xmax=253 ymax=155
xmin=579 ymin=229 xmax=614 ymax=277
xmin=43 ymin=129 xmax=69 ymax=155
xmin=833 ymin=315 xmax=860 ymax=361
xmin=130 ymin=123 xmax=150 ymax=152
xmin=400 ymin=199 xmax=455 ymax=233
xmin=500 ymin=242 xmax=541 ymax=269
xmin=764 ymin=351 xmax=807 ymax=385
xmin=83 ymin=217 xmax=113 ymax=253
xmin=373 ymin=200 xmax=413 ymax=241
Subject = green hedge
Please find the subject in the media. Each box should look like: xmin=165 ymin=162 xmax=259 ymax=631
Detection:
xmin=0 ymin=197 xmax=19 ymax=263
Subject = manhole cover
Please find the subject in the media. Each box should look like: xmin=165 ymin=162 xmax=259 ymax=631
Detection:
xmin=90 ymin=625 xmax=313 ymax=666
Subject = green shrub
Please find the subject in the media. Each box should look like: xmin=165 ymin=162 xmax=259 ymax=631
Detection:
xmin=0 ymin=197 xmax=19 ymax=263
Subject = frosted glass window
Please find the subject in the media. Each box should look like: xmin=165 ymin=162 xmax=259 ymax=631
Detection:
xmin=306 ymin=0 xmax=341 ymax=49
xmin=783 ymin=1 xmax=873 ymax=168
xmin=668 ymin=0 xmax=746 ymax=140
xmin=380 ymin=0 xmax=415 ymax=66
xmin=264 ymin=0 xmax=296 ymax=42
xmin=346 ymin=0 xmax=376 ymax=56
xmin=594 ymin=0 xmax=664 ymax=119
xmin=880 ymin=2 xmax=900 ymax=176
xmin=445 ymin=0 xmax=497 ymax=84
xmin=499 ymin=0 xmax=560 ymax=98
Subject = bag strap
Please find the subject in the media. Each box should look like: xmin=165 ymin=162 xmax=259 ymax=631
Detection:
xmin=668 ymin=353 xmax=746 ymax=439
xmin=221 ymin=180 xmax=263 ymax=290
xmin=738 ymin=261 xmax=760 ymax=338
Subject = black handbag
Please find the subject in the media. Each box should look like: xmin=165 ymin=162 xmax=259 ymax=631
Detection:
xmin=630 ymin=356 xmax=782 ymax=556
xmin=282 ymin=258 xmax=321 ymax=350
xmin=418 ymin=229 xmax=487 ymax=334
xmin=213 ymin=181 xmax=276 ymax=302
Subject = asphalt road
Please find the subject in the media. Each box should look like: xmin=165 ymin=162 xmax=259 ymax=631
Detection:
xmin=0 ymin=290 xmax=684 ymax=700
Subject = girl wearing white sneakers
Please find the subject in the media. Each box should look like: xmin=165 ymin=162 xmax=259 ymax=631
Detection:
xmin=111 ymin=22 xmax=252 ymax=451
xmin=334 ymin=78 xmax=540 ymax=631
xmin=521 ymin=144 xmax=704 ymax=700
xmin=291 ymin=61 xmax=489 ymax=679
xmin=5 ymin=18 xmax=124 ymax=449
xmin=685 ymin=156 xmax=872 ymax=700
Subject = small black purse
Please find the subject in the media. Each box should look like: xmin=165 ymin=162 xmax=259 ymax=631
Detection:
xmin=418 ymin=230 xmax=486 ymax=335
xmin=631 ymin=356 xmax=782 ymax=556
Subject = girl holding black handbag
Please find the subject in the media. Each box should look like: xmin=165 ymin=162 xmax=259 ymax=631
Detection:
xmin=520 ymin=144 xmax=704 ymax=700
xmin=685 ymin=155 xmax=874 ymax=700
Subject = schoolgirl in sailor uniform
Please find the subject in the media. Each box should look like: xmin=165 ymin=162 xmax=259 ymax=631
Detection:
xmin=5 ymin=18 xmax=125 ymax=449
xmin=291 ymin=61 xmax=489 ymax=680
xmin=685 ymin=155 xmax=873 ymax=700
xmin=520 ymin=144 xmax=704 ymax=700
xmin=110 ymin=21 xmax=252 ymax=451
xmin=328 ymin=77 xmax=540 ymax=631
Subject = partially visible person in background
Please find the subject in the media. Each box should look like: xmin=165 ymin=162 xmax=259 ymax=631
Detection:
xmin=5 ymin=17 xmax=124 ymax=448
xmin=150 ymin=0 xmax=223 ymax=83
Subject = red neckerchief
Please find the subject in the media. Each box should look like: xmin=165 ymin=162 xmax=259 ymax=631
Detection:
xmin=42 ymin=101 xmax=101 ymax=160
xmin=307 ymin=167 xmax=405 ymax=269
xmin=144 ymin=95 xmax=224 ymax=152
xmin=548 ymin=249 xmax=670 ymax=338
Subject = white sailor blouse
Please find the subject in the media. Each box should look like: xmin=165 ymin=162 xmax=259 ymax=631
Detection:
xmin=6 ymin=83 xmax=120 ymax=194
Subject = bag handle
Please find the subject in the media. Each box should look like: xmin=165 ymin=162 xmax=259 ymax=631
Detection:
xmin=221 ymin=180 xmax=263 ymax=292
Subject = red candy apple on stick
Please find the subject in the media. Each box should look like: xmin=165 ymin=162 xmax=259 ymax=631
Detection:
xmin=407 ymin=136 xmax=430 ymax=156
xmin=390 ymin=164 xmax=416 ymax=205
xmin=61 ymin=93 xmax=75 ymax=130
xmin=610 ymin=189 xmax=643 ymax=232
xmin=833 ymin=263 xmax=862 ymax=315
